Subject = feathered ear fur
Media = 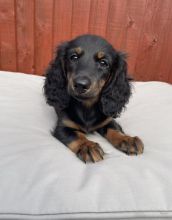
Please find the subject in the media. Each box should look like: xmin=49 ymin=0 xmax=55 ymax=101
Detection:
xmin=100 ymin=52 xmax=132 ymax=118
xmin=44 ymin=42 xmax=70 ymax=113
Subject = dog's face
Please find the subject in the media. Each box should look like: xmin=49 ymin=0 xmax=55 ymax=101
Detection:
xmin=45 ymin=34 xmax=131 ymax=117
xmin=64 ymin=35 xmax=117 ymax=101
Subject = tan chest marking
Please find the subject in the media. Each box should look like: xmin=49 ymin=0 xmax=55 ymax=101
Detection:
xmin=63 ymin=117 xmax=112 ymax=133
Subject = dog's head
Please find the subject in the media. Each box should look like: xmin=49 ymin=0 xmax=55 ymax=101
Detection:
xmin=44 ymin=34 xmax=131 ymax=117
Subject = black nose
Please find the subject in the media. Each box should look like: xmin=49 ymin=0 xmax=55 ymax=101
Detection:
xmin=73 ymin=77 xmax=91 ymax=94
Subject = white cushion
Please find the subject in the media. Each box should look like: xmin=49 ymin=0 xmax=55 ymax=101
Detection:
xmin=0 ymin=71 xmax=172 ymax=220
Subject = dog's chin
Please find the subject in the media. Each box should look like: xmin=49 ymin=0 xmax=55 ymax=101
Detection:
xmin=68 ymin=86 xmax=99 ymax=103
xmin=69 ymin=89 xmax=97 ymax=102
xmin=71 ymin=93 xmax=95 ymax=102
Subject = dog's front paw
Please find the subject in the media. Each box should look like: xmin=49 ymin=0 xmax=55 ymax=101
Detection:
xmin=116 ymin=136 xmax=144 ymax=155
xmin=77 ymin=140 xmax=105 ymax=163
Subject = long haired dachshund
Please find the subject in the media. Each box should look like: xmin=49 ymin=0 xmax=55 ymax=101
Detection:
xmin=44 ymin=34 xmax=144 ymax=163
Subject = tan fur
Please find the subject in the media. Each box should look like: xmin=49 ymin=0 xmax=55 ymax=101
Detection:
xmin=63 ymin=119 xmax=80 ymax=130
xmin=63 ymin=117 xmax=112 ymax=133
xmin=91 ymin=117 xmax=112 ymax=131
xmin=68 ymin=131 xmax=104 ymax=162
xmin=82 ymin=97 xmax=99 ymax=108
xmin=99 ymin=79 xmax=106 ymax=89
xmin=74 ymin=47 xmax=82 ymax=55
xmin=106 ymin=129 xmax=126 ymax=145
xmin=97 ymin=51 xmax=105 ymax=59
xmin=68 ymin=131 xmax=86 ymax=153
xmin=106 ymin=129 xmax=144 ymax=155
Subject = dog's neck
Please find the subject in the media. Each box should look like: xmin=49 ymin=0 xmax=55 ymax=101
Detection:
xmin=80 ymin=96 xmax=99 ymax=108
xmin=69 ymin=94 xmax=100 ymax=109
xmin=65 ymin=97 xmax=107 ymax=132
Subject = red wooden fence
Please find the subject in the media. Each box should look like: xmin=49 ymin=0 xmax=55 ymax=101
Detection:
xmin=0 ymin=0 xmax=172 ymax=83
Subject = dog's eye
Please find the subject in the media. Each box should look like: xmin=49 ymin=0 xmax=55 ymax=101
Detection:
xmin=70 ymin=54 xmax=79 ymax=61
xmin=99 ymin=59 xmax=109 ymax=68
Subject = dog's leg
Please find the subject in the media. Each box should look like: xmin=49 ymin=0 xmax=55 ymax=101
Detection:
xmin=97 ymin=120 xmax=144 ymax=155
xmin=53 ymin=126 xmax=104 ymax=163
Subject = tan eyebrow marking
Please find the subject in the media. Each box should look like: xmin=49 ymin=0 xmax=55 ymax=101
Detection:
xmin=74 ymin=47 xmax=82 ymax=55
xmin=97 ymin=51 xmax=105 ymax=59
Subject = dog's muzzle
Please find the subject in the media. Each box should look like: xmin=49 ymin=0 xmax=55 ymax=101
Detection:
xmin=73 ymin=76 xmax=91 ymax=94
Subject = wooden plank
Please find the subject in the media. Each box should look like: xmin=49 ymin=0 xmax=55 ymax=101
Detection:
xmin=106 ymin=0 xmax=128 ymax=50
xmin=168 ymin=62 xmax=172 ymax=83
xmin=53 ymin=0 xmax=73 ymax=49
xmin=88 ymin=0 xmax=109 ymax=37
xmin=134 ymin=0 xmax=172 ymax=82
xmin=0 ymin=29 xmax=1 ymax=68
xmin=71 ymin=0 xmax=91 ymax=38
xmin=35 ymin=0 xmax=53 ymax=75
xmin=0 ymin=0 xmax=17 ymax=71
xmin=16 ymin=0 xmax=34 ymax=74
xmin=167 ymin=18 xmax=172 ymax=83
xmin=106 ymin=0 xmax=148 ymax=80
xmin=123 ymin=0 xmax=147 ymax=78
xmin=158 ymin=0 xmax=172 ymax=83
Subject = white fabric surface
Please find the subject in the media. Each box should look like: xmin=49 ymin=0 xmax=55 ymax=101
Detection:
xmin=0 ymin=71 xmax=172 ymax=220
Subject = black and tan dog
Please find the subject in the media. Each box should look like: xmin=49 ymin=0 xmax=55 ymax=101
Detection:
xmin=44 ymin=34 xmax=144 ymax=163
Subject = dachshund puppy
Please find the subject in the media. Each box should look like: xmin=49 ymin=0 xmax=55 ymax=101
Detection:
xmin=44 ymin=34 xmax=144 ymax=163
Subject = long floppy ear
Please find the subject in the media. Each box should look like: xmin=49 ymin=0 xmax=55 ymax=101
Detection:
xmin=44 ymin=42 xmax=70 ymax=113
xmin=100 ymin=52 xmax=132 ymax=118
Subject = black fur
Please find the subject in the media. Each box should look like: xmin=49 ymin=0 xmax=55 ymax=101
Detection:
xmin=44 ymin=43 xmax=70 ymax=112
xmin=100 ymin=52 xmax=131 ymax=117
xmin=44 ymin=34 xmax=131 ymax=117
xmin=44 ymin=34 xmax=132 ymax=149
